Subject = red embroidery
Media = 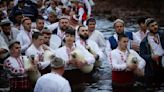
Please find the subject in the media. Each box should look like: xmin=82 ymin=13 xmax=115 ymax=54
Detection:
xmin=16 ymin=57 xmax=24 ymax=68
xmin=119 ymin=52 xmax=128 ymax=63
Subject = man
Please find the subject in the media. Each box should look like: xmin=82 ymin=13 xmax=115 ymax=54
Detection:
xmin=11 ymin=11 xmax=23 ymax=35
xmin=16 ymin=17 xmax=33 ymax=54
xmin=46 ymin=11 xmax=58 ymax=25
xmin=0 ymin=35 xmax=9 ymax=88
xmin=86 ymin=17 xmax=106 ymax=53
xmin=69 ymin=14 xmax=81 ymax=30
xmin=9 ymin=0 xmax=25 ymax=23
xmin=70 ymin=0 xmax=87 ymax=23
xmin=0 ymin=35 xmax=8 ymax=61
xmin=134 ymin=17 xmax=149 ymax=44
xmin=34 ymin=56 xmax=71 ymax=92
xmin=42 ymin=28 xmax=52 ymax=46
xmin=45 ymin=0 xmax=62 ymax=17
xmin=140 ymin=18 xmax=164 ymax=90
xmin=0 ymin=19 xmax=18 ymax=44
xmin=35 ymin=16 xmax=45 ymax=32
xmin=76 ymin=25 xmax=104 ymax=67
xmin=4 ymin=40 xmax=33 ymax=92
xmin=110 ymin=34 xmax=145 ymax=92
xmin=106 ymin=19 xmax=134 ymax=53
xmin=51 ymin=16 xmax=70 ymax=40
xmin=54 ymin=28 xmax=95 ymax=90
xmin=106 ymin=19 xmax=142 ymax=60
xmin=132 ymin=17 xmax=149 ymax=52
xmin=25 ymin=32 xmax=51 ymax=75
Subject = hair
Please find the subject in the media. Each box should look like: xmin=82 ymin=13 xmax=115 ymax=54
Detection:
xmin=65 ymin=27 xmax=76 ymax=36
xmin=145 ymin=18 xmax=157 ymax=27
xmin=118 ymin=33 xmax=128 ymax=41
xmin=86 ymin=17 xmax=96 ymax=25
xmin=48 ymin=11 xmax=57 ymax=17
xmin=51 ymin=56 xmax=65 ymax=69
xmin=36 ymin=16 xmax=44 ymax=23
xmin=113 ymin=19 xmax=124 ymax=27
xmin=21 ymin=17 xmax=31 ymax=24
xmin=77 ymin=25 xmax=87 ymax=32
xmin=137 ymin=17 xmax=147 ymax=25
xmin=9 ymin=41 xmax=20 ymax=49
xmin=32 ymin=32 xmax=43 ymax=40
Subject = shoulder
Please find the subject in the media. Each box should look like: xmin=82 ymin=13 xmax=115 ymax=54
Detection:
xmin=129 ymin=49 xmax=138 ymax=54
xmin=25 ymin=45 xmax=35 ymax=54
xmin=110 ymin=49 xmax=118 ymax=54
xmin=26 ymin=45 xmax=34 ymax=51
xmin=56 ymin=46 xmax=66 ymax=51
xmin=95 ymin=30 xmax=103 ymax=35
xmin=4 ymin=57 xmax=14 ymax=64
xmin=88 ymin=40 xmax=96 ymax=44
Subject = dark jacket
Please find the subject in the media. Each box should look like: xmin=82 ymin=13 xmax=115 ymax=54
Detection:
xmin=140 ymin=32 xmax=164 ymax=77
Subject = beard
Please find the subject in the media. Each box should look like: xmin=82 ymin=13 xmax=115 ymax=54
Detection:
xmin=4 ymin=31 xmax=11 ymax=36
xmin=150 ymin=29 xmax=158 ymax=34
xmin=61 ymin=26 xmax=69 ymax=31
xmin=79 ymin=34 xmax=89 ymax=41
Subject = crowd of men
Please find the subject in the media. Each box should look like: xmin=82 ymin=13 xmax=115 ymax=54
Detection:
xmin=0 ymin=0 xmax=164 ymax=92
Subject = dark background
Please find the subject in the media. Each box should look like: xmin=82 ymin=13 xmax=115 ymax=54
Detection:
xmin=93 ymin=0 xmax=164 ymax=25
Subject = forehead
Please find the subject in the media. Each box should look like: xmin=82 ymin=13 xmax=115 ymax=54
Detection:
xmin=37 ymin=19 xmax=44 ymax=22
xmin=24 ymin=19 xmax=32 ymax=23
xmin=37 ymin=35 xmax=44 ymax=39
xmin=114 ymin=22 xmax=124 ymax=27
xmin=59 ymin=18 xmax=69 ymax=22
xmin=120 ymin=37 xmax=128 ymax=41
xmin=11 ymin=43 xmax=21 ymax=49
xmin=80 ymin=26 xmax=88 ymax=30
xmin=65 ymin=33 xmax=75 ymax=37
xmin=149 ymin=22 xmax=158 ymax=26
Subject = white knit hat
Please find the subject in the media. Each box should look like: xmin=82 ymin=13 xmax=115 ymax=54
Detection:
xmin=145 ymin=18 xmax=156 ymax=26
xmin=113 ymin=19 xmax=124 ymax=27
xmin=51 ymin=56 xmax=65 ymax=68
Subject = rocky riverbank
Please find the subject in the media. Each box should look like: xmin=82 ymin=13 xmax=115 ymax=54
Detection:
xmin=92 ymin=0 xmax=164 ymax=26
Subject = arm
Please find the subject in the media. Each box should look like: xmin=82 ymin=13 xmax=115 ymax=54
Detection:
xmin=78 ymin=7 xmax=84 ymax=23
xmin=105 ymin=40 xmax=112 ymax=56
xmin=16 ymin=34 xmax=30 ymax=52
xmin=91 ymin=41 xmax=104 ymax=61
xmin=83 ymin=0 xmax=91 ymax=17
xmin=97 ymin=32 xmax=106 ymax=52
xmin=139 ymin=40 xmax=152 ymax=63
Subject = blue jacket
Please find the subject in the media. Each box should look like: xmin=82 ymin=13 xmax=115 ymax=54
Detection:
xmin=108 ymin=32 xmax=133 ymax=50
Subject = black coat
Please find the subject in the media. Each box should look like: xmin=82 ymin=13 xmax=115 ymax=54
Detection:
xmin=140 ymin=32 xmax=164 ymax=77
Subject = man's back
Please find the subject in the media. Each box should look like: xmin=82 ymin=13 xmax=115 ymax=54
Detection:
xmin=34 ymin=73 xmax=71 ymax=92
